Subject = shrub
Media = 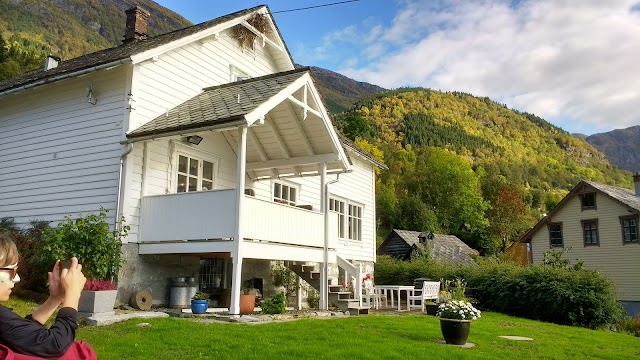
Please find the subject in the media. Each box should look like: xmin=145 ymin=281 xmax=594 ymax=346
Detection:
xmin=192 ymin=292 xmax=209 ymax=301
xmin=261 ymin=292 xmax=286 ymax=314
xmin=375 ymin=254 xmax=624 ymax=328
xmin=1 ymin=218 xmax=50 ymax=292
xmin=35 ymin=208 xmax=128 ymax=282
xmin=616 ymin=315 xmax=640 ymax=337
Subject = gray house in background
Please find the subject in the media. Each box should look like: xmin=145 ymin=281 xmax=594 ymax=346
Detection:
xmin=377 ymin=229 xmax=477 ymax=264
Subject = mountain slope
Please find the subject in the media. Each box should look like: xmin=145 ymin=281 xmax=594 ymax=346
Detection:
xmin=306 ymin=65 xmax=386 ymax=113
xmin=0 ymin=0 xmax=191 ymax=60
xmin=337 ymin=88 xmax=632 ymax=192
xmin=586 ymin=126 xmax=640 ymax=172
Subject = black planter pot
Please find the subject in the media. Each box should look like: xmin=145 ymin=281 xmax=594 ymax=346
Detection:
xmin=425 ymin=304 xmax=439 ymax=316
xmin=440 ymin=318 xmax=471 ymax=345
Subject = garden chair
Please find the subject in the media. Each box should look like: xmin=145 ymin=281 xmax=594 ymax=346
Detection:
xmin=407 ymin=281 xmax=440 ymax=312
xmin=362 ymin=280 xmax=387 ymax=309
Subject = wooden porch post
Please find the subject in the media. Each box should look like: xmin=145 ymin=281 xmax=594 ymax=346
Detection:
xmin=230 ymin=126 xmax=247 ymax=315
xmin=320 ymin=162 xmax=328 ymax=310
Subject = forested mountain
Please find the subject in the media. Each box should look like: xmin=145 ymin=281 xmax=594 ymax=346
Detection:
xmin=0 ymin=0 xmax=191 ymax=80
xmin=335 ymin=89 xmax=633 ymax=254
xmin=586 ymin=126 xmax=640 ymax=173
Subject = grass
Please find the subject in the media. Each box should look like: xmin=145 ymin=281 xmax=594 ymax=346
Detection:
xmin=7 ymin=297 xmax=640 ymax=359
xmin=77 ymin=313 xmax=639 ymax=359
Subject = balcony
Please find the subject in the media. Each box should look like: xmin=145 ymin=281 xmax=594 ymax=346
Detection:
xmin=139 ymin=189 xmax=329 ymax=252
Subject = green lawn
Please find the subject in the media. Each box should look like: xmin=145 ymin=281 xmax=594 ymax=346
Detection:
xmin=6 ymin=297 xmax=639 ymax=359
xmin=75 ymin=312 xmax=639 ymax=359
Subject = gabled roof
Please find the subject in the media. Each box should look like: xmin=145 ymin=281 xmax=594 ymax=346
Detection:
xmin=519 ymin=180 xmax=639 ymax=242
xmin=338 ymin=134 xmax=388 ymax=169
xmin=380 ymin=229 xmax=475 ymax=264
xmin=0 ymin=5 xmax=293 ymax=95
xmin=127 ymin=68 xmax=309 ymax=139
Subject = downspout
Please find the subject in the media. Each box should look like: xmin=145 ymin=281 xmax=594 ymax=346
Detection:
xmin=115 ymin=143 xmax=134 ymax=231
xmin=322 ymin=173 xmax=341 ymax=310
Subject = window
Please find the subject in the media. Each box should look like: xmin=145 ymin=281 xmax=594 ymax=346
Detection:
xmin=580 ymin=193 xmax=596 ymax=210
xmin=230 ymin=65 xmax=250 ymax=82
xmin=176 ymin=154 xmax=216 ymax=193
xmin=273 ymin=182 xmax=297 ymax=206
xmin=548 ymin=222 xmax=563 ymax=247
xmin=581 ymin=219 xmax=599 ymax=246
xmin=621 ymin=215 xmax=639 ymax=243
xmin=348 ymin=204 xmax=362 ymax=241
xmin=330 ymin=197 xmax=363 ymax=241
xmin=329 ymin=198 xmax=345 ymax=238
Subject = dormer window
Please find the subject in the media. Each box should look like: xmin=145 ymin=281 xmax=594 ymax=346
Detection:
xmin=580 ymin=193 xmax=596 ymax=210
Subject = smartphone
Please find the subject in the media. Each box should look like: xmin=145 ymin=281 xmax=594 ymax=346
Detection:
xmin=59 ymin=259 xmax=72 ymax=273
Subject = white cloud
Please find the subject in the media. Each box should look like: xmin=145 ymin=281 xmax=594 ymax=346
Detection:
xmin=334 ymin=0 xmax=640 ymax=134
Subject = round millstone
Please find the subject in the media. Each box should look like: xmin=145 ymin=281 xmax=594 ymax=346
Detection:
xmin=499 ymin=335 xmax=534 ymax=341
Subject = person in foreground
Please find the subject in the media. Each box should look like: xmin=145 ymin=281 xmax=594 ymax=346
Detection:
xmin=0 ymin=234 xmax=97 ymax=359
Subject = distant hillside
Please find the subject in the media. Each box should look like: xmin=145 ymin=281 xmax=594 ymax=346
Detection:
xmin=0 ymin=0 xmax=191 ymax=60
xmin=586 ymin=126 xmax=640 ymax=172
xmin=303 ymin=65 xmax=386 ymax=113
xmin=338 ymin=88 xmax=632 ymax=192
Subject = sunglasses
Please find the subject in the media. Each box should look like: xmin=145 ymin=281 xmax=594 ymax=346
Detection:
xmin=0 ymin=267 xmax=18 ymax=278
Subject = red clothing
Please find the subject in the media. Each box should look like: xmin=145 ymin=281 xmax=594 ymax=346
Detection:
xmin=0 ymin=342 xmax=96 ymax=359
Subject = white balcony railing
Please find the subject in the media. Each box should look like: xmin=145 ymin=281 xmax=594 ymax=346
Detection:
xmin=139 ymin=190 xmax=328 ymax=249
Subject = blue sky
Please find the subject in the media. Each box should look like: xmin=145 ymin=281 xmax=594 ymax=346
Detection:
xmin=155 ymin=1 xmax=640 ymax=135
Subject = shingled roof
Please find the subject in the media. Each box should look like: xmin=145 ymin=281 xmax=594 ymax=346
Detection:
xmin=127 ymin=67 xmax=309 ymax=139
xmin=0 ymin=5 xmax=292 ymax=95
xmin=378 ymin=229 xmax=476 ymax=264
xmin=519 ymin=179 xmax=639 ymax=242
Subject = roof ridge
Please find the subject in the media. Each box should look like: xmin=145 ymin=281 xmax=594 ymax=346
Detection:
xmin=202 ymin=67 xmax=310 ymax=91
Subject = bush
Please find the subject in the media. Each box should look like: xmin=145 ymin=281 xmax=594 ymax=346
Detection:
xmin=261 ymin=292 xmax=286 ymax=314
xmin=1 ymin=218 xmax=50 ymax=292
xmin=35 ymin=208 xmax=128 ymax=282
xmin=616 ymin=315 xmax=640 ymax=337
xmin=375 ymin=255 xmax=624 ymax=328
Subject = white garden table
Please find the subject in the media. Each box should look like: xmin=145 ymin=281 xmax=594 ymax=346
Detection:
xmin=373 ymin=285 xmax=416 ymax=311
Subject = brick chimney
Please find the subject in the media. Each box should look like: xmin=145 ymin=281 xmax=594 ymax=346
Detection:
xmin=634 ymin=172 xmax=640 ymax=197
xmin=123 ymin=6 xmax=150 ymax=44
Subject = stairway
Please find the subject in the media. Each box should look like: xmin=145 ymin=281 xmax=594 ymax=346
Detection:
xmin=286 ymin=262 xmax=369 ymax=315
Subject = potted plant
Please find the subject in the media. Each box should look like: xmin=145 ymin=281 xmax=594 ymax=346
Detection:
xmin=437 ymin=300 xmax=481 ymax=345
xmin=239 ymin=286 xmax=256 ymax=315
xmin=425 ymin=301 xmax=439 ymax=316
xmin=37 ymin=208 xmax=128 ymax=317
xmin=191 ymin=292 xmax=209 ymax=314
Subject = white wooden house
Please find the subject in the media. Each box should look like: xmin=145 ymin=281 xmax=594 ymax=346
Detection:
xmin=0 ymin=6 xmax=385 ymax=314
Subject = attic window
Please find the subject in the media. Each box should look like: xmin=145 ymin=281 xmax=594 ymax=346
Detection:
xmin=580 ymin=193 xmax=596 ymax=210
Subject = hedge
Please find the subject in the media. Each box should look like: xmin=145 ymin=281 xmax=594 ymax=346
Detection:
xmin=374 ymin=255 xmax=624 ymax=328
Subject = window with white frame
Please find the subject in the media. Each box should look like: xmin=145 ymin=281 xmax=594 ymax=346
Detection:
xmin=176 ymin=153 xmax=217 ymax=193
xmin=230 ymin=64 xmax=250 ymax=82
xmin=330 ymin=197 xmax=363 ymax=241
xmin=329 ymin=198 xmax=345 ymax=238
xmin=273 ymin=181 xmax=298 ymax=206
xmin=348 ymin=204 xmax=363 ymax=241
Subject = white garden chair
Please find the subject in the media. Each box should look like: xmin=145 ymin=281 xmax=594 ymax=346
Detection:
xmin=362 ymin=280 xmax=387 ymax=309
xmin=407 ymin=281 xmax=440 ymax=312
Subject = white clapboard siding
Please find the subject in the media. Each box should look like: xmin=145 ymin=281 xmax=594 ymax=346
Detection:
xmin=0 ymin=67 xmax=128 ymax=227
xmin=530 ymin=192 xmax=640 ymax=301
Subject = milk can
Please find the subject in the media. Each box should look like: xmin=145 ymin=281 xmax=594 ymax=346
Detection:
xmin=186 ymin=277 xmax=199 ymax=301
xmin=169 ymin=277 xmax=189 ymax=308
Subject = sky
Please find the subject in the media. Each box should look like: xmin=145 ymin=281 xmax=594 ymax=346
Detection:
xmin=154 ymin=0 xmax=640 ymax=135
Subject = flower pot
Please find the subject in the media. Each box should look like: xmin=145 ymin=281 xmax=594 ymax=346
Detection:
xmin=191 ymin=299 xmax=209 ymax=314
xmin=440 ymin=318 xmax=471 ymax=345
xmin=425 ymin=303 xmax=439 ymax=316
xmin=78 ymin=290 xmax=118 ymax=316
xmin=239 ymin=294 xmax=255 ymax=315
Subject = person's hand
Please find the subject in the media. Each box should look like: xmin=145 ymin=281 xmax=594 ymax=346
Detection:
xmin=60 ymin=257 xmax=86 ymax=309
xmin=47 ymin=260 xmax=64 ymax=304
